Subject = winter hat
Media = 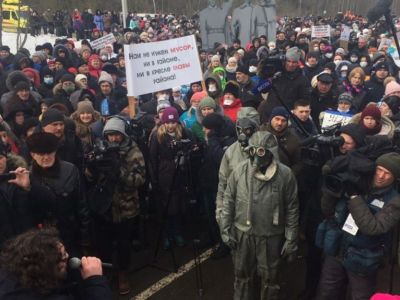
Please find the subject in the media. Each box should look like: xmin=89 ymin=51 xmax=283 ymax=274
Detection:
xmin=383 ymin=95 xmax=400 ymax=115
xmin=60 ymin=73 xmax=75 ymax=83
xmin=75 ymin=74 xmax=87 ymax=84
xmin=236 ymin=64 xmax=250 ymax=76
xmin=338 ymin=92 xmax=353 ymax=105
xmin=14 ymin=81 xmax=30 ymax=92
xmin=384 ymin=81 xmax=400 ymax=97
xmin=223 ymin=81 xmax=240 ymax=98
xmin=376 ymin=152 xmax=400 ymax=180
xmin=202 ymin=113 xmax=225 ymax=130
xmin=211 ymin=55 xmax=220 ymax=63
xmin=285 ymin=47 xmax=301 ymax=62
xmin=191 ymin=91 xmax=208 ymax=103
xmin=335 ymin=48 xmax=346 ymax=56
xmin=338 ymin=123 xmax=366 ymax=146
xmin=199 ymin=96 xmax=217 ymax=110
xmin=161 ymin=107 xmax=179 ymax=124
xmin=41 ymin=108 xmax=65 ymax=127
xmin=103 ymin=117 xmax=128 ymax=137
xmin=27 ymin=132 xmax=59 ymax=154
xmin=237 ymin=107 xmax=260 ymax=127
xmin=76 ymin=100 xmax=95 ymax=115
xmin=156 ymin=99 xmax=171 ymax=113
xmin=22 ymin=117 xmax=39 ymax=136
xmin=361 ymin=104 xmax=381 ymax=121
xmin=374 ymin=61 xmax=389 ymax=72
xmin=98 ymin=71 xmax=113 ymax=85
xmin=102 ymin=63 xmax=119 ymax=75
xmin=317 ymin=72 xmax=333 ymax=84
xmin=270 ymin=106 xmax=290 ymax=121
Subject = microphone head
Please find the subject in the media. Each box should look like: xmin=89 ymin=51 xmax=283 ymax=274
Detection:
xmin=68 ymin=257 xmax=81 ymax=270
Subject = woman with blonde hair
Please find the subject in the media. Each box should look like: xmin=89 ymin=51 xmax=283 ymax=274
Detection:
xmin=339 ymin=66 xmax=367 ymax=111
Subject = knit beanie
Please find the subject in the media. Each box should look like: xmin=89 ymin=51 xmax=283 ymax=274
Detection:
xmin=161 ymin=107 xmax=179 ymax=124
xmin=156 ymin=99 xmax=171 ymax=113
xmin=383 ymin=95 xmax=400 ymax=115
xmin=236 ymin=64 xmax=250 ymax=76
xmin=338 ymin=92 xmax=354 ymax=105
xmin=338 ymin=123 xmax=366 ymax=146
xmin=103 ymin=117 xmax=128 ymax=137
xmin=376 ymin=152 xmax=400 ymax=180
xmin=270 ymin=106 xmax=290 ymax=121
xmin=199 ymin=96 xmax=217 ymax=110
xmin=98 ymin=71 xmax=113 ymax=85
xmin=60 ymin=73 xmax=75 ymax=83
xmin=76 ymin=100 xmax=95 ymax=115
xmin=211 ymin=55 xmax=220 ymax=63
xmin=361 ymin=105 xmax=381 ymax=121
xmin=75 ymin=74 xmax=87 ymax=84
xmin=41 ymin=108 xmax=65 ymax=127
xmin=202 ymin=113 xmax=225 ymax=130
xmin=384 ymin=81 xmax=400 ymax=97
xmin=191 ymin=91 xmax=208 ymax=103
xmin=286 ymin=47 xmax=301 ymax=62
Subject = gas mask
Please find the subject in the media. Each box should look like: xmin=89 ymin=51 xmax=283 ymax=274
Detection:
xmin=248 ymin=145 xmax=273 ymax=167
xmin=247 ymin=132 xmax=278 ymax=168
xmin=236 ymin=118 xmax=257 ymax=148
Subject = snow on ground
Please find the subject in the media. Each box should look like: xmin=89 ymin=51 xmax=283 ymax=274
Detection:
xmin=1 ymin=31 xmax=82 ymax=54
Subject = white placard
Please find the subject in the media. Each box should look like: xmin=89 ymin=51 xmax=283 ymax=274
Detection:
xmin=311 ymin=25 xmax=331 ymax=39
xmin=321 ymin=111 xmax=352 ymax=131
xmin=342 ymin=214 xmax=359 ymax=236
xmin=90 ymin=33 xmax=117 ymax=50
xmin=124 ymin=35 xmax=203 ymax=97
xmin=340 ymin=25 xmax=351 ymax=41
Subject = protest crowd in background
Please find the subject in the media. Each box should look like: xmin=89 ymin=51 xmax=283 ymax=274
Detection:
xmin=2 ymin=6 xmax=400 ymax=300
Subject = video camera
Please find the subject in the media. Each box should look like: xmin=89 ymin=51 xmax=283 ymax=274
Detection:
xmin=170 ymin=138 xmax=192 ymax=154
xmin=252 ymin=55 xmax=285 ymax=95
xmin=85 ymin=139 xmax=120 ymax=172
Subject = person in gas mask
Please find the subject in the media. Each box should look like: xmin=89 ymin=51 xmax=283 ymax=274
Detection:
xmin=219 ymin=131 xmax=299 ymax=300
xmin=216 ymin=107 xmax=260 ymax=256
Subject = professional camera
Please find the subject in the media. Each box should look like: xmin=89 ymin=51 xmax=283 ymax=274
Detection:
xmin=85 ymin=139 xmax=120 ymax=172
xmin=170 ymin=138 xmax=192 ymax=153
xmin=252 ymin=55 xmax=285 ymax=95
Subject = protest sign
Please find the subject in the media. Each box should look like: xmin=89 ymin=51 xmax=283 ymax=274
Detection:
xmin=321 ymin=111 xmax=352 ymax=132
xmin=340 ymin=25 xmax=351 ymax=41
xmin=90 ymin=33 xmax=116 ymax=50
xmin=124 ymin=35 xmax=203 ymax=97
xmin=311 ymin=25 xmax=331 ymax=39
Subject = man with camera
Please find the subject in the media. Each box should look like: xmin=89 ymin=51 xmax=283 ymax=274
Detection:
xmin=317 ymin=152 xmax=400 ymax=299
xmin=219 ymin=131 xmax=298 ymax=300
xmin=86 ymin=116 xmax=145 ymax=295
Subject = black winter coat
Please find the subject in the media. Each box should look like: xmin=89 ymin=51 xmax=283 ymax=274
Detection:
xmin=364 ymin=76 xmax=385 ymax=104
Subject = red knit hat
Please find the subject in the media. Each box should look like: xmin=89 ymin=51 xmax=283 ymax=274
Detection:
xmin=361 ymin=104 xmax=381 ymax=121
xmin=161 ymin=107 xmax=179 ymax=124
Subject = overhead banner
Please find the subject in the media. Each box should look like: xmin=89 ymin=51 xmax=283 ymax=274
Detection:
xmin=311 ymin=25 xmax=331 ymax=39
xmin=124 ymin=35 xmax=203 ymax=97
xmin=90 ymin=33 xmax=117 ymax=50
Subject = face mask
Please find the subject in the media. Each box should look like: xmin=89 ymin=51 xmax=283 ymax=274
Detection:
xmin=223 ymin=98 xmax=234 ymax=105
xmin=208 ymin=84 xmax=217 ymax=92
xmin=269 ymin=46 xmax=275 ymax=51
xmin=173 ymin=96 xmax=181 ymax=102
xmin=337 ymin=107 xmax=350 ymax=113
xmin=334 ymin=60 xmax=342 ymax=67
xmin=325 ymin=53 xmax=333 ymax=59
xmin=249 ymin=66 xmax=257 ymax=73
xmin=360 ymin=61 xmax=368 ymax=68
xmin=340 ymin=72 xmax=348 ymax=78
xmin=44 ymin=77 xmax=54 ymax=85
xmin=350 ymin=57 xmax=358 ymax=63
xmin=63 ymin=86 xmax=75 ymax=94
xmin=313 ymin=46 xmax=319 ymax=51
xmin=157 ymin=94 xmax=168 ymax=101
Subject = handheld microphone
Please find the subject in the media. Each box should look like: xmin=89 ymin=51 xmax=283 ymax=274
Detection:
xmin=68 ymin=257 xmax=113 ymax=270
xmin=367 ymin=0 xmax=393 ymax=23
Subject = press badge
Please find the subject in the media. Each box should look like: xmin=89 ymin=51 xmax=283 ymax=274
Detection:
xmin=371 ymin=199 xmax=385 ymax=208
xmin=342 ymin=214 xmax=359 ymax=236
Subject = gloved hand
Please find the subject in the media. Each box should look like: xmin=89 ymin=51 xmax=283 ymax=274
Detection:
xmin=281 ymin=239 xmax=298 ymax=263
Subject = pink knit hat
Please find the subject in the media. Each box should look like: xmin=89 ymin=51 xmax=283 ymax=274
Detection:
xmin=385 ymin=81 xmax=400 ymax=97
xmin=190 ymin=91 xmax=207 ymax=102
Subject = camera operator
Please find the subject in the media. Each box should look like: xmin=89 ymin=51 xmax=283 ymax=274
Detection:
xmin=216 ymin=107 xmax=260 ymax=255
xmin=149 ymin=107 xmax=193 ymax=250
xmin=27 ymin=132 xmax=90 ymax=259
xmin=219 ymin=131 xmax=299 ymax=299
xmin=0 ymin=228 xmax=112 ymax=300
xmin=260 ymin=106 xmax=302 ymax=176
xmin=336 ymin=123 xmax=366 ymax=155
xmin=86 ymin=116 xmax=145 ymax=295
xmin=317 ymin=152 xmax=400 ymax=300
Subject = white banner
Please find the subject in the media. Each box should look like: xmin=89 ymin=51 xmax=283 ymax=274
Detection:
xmin=90 ymin=33 xmax=117 ymax=50
xmin=124 ymin=35 xmax=203 ymax=97
xmin=321 ymin=111 xmax=352 ymax=132
xmin=311 ymin=25 xmax=331 ymax=39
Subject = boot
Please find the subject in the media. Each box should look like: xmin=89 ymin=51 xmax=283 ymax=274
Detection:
xmin=118 ymin=271 xmax=131 ymax=295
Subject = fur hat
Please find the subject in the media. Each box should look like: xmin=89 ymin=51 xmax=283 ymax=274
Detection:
xmin=223 ymin=81 xmax=240 ymax=98
xmin=202 ymin=113 xmax=224 ymax=130
xmin=14 ymin=81 xmax=30 ymax=92
xmin=27 ymin=132 xmax=59 ymax=154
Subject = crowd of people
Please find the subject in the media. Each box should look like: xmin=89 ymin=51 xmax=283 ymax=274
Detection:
xmin=1 ymin=8 xmax=400 ymax=300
